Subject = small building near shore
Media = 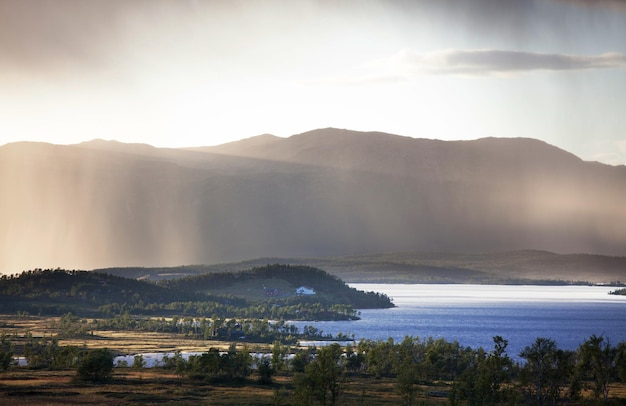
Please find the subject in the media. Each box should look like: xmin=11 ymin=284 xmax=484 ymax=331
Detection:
xmin=295 ymin=286 xmax=316 ymax=296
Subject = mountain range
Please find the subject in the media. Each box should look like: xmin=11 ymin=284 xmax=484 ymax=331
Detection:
xmin=1 ymin=128 xmax=625 ymax=279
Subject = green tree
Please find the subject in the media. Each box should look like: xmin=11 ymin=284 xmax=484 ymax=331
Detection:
xmin=188 ymin=348 xmax=221 ymax=380
xmin=554 ymin=349 xmax=578 ymax=402
xmin=616 ymin=341 xmax=626 ymax=382
xmin=24 ymin=336 xmax=55 ymax=369
xmin=450 ymin=347 xmax=487 ymax=406
xmin=424 ymin=337 xmax=449 ymax=381
xmin=0 ymin=349 xmax=13 ymax=370
xmin=295 ymin=344 xmax=344 ymax=406
xmin=161 ymin=350 xmax=184 ymax=371
xmin=221 ymin=344 xmax=252 ymax=381
xmin=395 ymin=360 xmax=419 ymax=406
xmin=272 ymin=340 xmax=287 ymax=372
xmin=133 ymin=354 xmax=146 ymax=369
xmin=58 ymin=312 xmax=85 ymax=337
xmin=291 ymin=348 xmax=313 ymax=373
xmin=479 ymin=336 xmax=513 ymax=405
xmin=519 ymin=337 xmax=573 ymax=406
xmin=51 ymin=345 xmax=80 ymax=369
xmin=76 ymin=348 xmax=114 ymax=382
xmin=256 ymin=356 xmax=274 ymax=384
xmin=394 ymin=336 xmax=423 ymax=406
xmin=363 ymin=338 xmax=396 ymax=378
xmin=577 ymin=334 xmax=616 ymax=402
xmin=344 ymin=343 xmax=364 ymax=373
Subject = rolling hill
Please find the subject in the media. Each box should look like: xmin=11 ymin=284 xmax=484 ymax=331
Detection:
xmin=0 ymin=266 xmax=392 ymax=318
xmin=2 ymin=128 xmax=625 ymax=282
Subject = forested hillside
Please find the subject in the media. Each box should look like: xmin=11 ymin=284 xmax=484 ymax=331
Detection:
xmin=161 ymin=264 xmax=393 ymax=308
xmin=0 ymin=266 xmax=392 ymax=319
xmin=0 ymin=269 xmax=205 ymax=316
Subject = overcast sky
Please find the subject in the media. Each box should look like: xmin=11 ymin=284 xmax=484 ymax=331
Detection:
xmin=1 ymin=0 xmax=626 ymax=164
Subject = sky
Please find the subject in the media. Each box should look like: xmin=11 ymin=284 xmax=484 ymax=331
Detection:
xmin=1 ymin=0 xmax=626 ymax=164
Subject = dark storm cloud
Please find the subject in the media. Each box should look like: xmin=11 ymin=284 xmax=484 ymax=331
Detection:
xmin=386 ymin=0 xmax=539 ymax=43
xmin=557 ymin=0 xmax=626 ymax=11
xmin=397 ymin=0 xmax=626 ymax=52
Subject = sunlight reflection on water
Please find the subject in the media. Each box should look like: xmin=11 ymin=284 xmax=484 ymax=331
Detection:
xmin=359 ymin=283 xmax=626 ymax=305
xmin=290 ymin=284 xmax=626 ymax=357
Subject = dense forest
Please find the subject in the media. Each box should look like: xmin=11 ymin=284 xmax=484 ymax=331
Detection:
xmin=3 ymin=332 xmax=626 ymax=405
xmin=160 ymin=264 xmax=393 ymax=309
xmin=0 ymin=266 xmax=392 ymax=320
xmin=0 ymin=268 xmax=202 ymax=315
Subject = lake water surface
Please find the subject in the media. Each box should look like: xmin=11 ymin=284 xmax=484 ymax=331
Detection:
xmin=293 ymin=284 xmax=626 ymax=357
xmin=106 ymin=284 xmax=626 ymax=367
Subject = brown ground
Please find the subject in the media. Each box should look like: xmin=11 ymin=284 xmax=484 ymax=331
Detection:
xmin=0 ymin=368 xmax=450 ymax=405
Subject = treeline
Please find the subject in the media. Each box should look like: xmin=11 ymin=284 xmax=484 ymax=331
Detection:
xmin=0 ymin=267 xmax=388 ymax=320
xmin=3 ymin=333 xmax=626 ymax=404
xmin=96 ymin=297 xmax=358 ymax=321
xmin=136 ymin=335 xmax=626 ymax=405
xmin=90 ymin=313 xmax=331 ymax=344
xmin=12 ymin=311 xmax=336 ymax=345
xmin=127 ymin=334 xmax=626 ymax=404
xmin=349 ymin=335 xmax=626 ymax=405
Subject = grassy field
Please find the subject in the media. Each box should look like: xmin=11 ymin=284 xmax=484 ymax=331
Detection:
xmin=0 ymin=315 xmax=246 ymax=354
xmin=4 ymin=368 xmax=626 ymax=405
xmin=0 ymin=368 xmax=452 ymax=405
xmin=3 ymin=315 xmax=626 ymax=405
xmin=0 ymin=315 xmax=450 ymax=405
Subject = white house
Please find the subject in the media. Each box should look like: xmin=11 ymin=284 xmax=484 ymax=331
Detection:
xmin=295 ymin=286 xmax=316 ymax=296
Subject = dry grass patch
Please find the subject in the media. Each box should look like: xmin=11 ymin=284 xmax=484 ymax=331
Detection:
xmin=62 ymin=330 xmax=232 ymax=353
xmin=0 ymin=315 xmax=241 ymax=355
xmin=0 ymin=315 xmax=57 ymax=336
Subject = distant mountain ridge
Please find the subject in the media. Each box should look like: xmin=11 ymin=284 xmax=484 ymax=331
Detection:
xmin=203 ymin=129 xmax=583 ymax=174
xmin=1 ymin=128 xmax=625 ymax=282
xmin=98 ymin=249 xmax=626 ymax=285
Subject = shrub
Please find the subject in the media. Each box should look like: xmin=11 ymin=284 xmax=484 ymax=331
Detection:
xmin=76 ymin=348 xmax=114 ymax=382
xmin=0 ymin=350 xmax=13 ymax=370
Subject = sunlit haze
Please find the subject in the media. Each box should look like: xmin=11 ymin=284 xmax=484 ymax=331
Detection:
xmin=1 ymin=0 xmax=626 ymax=164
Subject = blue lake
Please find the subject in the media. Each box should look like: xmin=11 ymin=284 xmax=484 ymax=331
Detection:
xmin=292 ymin=284 xmax=626 ymax=357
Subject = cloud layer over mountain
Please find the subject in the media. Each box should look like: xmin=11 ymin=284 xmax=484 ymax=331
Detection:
xmin=1 ymin=128 xmax=625 ymax=273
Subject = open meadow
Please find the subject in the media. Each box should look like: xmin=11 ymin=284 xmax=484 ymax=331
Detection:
xmin=1 ymin=315 xmax=436 ymax=405
xmin=0 ymin=368 xmax=454 ymax=406
xmin=3 ymin=314 xmax=626 ymax=405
